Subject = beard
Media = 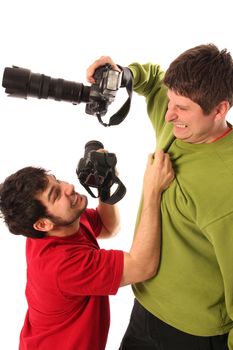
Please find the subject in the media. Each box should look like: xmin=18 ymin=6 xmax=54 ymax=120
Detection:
xmin=47 ymin=196 xmax=88 ymax=227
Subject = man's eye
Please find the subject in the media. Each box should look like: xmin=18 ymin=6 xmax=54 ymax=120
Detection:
xmin=54 ymin=189 xmax=60 ymax=201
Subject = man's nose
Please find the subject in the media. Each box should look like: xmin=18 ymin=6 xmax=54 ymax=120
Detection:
xmin=165 ymin=108 xmax=177 ymax=122
xmin=63 ymin=182 xmax=74 ymax=195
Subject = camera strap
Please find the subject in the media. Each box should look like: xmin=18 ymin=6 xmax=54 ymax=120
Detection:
xmin=99 ymin=175 xmax=126 ymax=205
xmin=77 ymin=152 xmax=127 ymax=204
xmin=94 ymin=153 xmax=126 ymax=204
xmin=97 ymin=66 xmax=133 ymax=127
xmin=80 ymin=175 xmax=126 ymax=205
xmin=79 ymin=171 xmax=126 ymax=205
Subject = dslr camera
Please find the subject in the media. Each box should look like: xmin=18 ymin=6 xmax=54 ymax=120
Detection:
xmin=77 ymin=140 xmax=126 ymax=204
xmin=2 ymin=64 xmax=127 ymax=126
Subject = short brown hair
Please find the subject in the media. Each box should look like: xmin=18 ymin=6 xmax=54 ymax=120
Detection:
xmin=163 ymin=44 xmax=233 ymax=114
xmin=0 ymin=167 xmax=49 ymax=238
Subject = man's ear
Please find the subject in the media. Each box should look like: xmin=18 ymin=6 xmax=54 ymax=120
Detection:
xmin=214 ymin=101 xmax=230 ymax=121
xmin=33 ymin=218 xmax=54 ymax=232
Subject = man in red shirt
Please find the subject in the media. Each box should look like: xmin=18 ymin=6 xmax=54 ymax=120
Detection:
xmin=0 ymin=150 xmax=173 ymax=350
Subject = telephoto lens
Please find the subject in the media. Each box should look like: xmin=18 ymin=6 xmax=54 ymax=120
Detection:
xmin=2 ymin=64 xmax=131 ymax=127
xmin=2 ymin=66 xmax=90 ymax=104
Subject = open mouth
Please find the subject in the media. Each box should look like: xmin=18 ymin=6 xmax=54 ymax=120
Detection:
xmin=175 ymin=124 xmax=187 ymax=128
xmin=71 ymin=193 xmax=78 ymax=207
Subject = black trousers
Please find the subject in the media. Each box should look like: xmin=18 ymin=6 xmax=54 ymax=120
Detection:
xmin=119 ymin=299 xmax=228 ymax=350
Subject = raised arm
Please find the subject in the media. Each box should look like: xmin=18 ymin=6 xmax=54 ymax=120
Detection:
xmin=97 ymin=201 xmax=120 ymax=238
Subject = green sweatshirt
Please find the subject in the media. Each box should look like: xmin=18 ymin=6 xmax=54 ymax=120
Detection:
xmin=129 ymin=62 xmax=233 ymax=348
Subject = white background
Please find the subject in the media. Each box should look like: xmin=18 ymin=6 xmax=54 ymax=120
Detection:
xmin=0 ymin=0 xmax=232 ymax=349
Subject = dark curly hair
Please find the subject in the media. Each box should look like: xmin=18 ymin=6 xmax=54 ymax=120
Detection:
xmin=0 ymin=167 xmax=50 ymax=238
xmin=163 ymin=44 xmax=233 ymax=114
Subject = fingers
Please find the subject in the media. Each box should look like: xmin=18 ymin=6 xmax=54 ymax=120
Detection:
xmin=144 ymin=150 xmax=174 ymax=193
xmin=96 ymin=148 xmax=108 ymax=153
xmin=158 ymin=151 xmax=174 ymax=188
xmin=86 ymin=56 xmax=119 ymax=83
xmin=147 ymin=150 xmax=165 ymax=169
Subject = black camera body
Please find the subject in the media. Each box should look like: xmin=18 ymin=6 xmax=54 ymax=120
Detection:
xmin=76 ymin=140 xmax=126 ymax=204
xmin=86 ymin=65 xmax=122 ymax=117
xmin=2 ymin=64 xmax=122 ymax=120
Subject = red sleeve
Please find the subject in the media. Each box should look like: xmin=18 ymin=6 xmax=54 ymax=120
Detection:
xmin=57 ymin=248 xmax=124 ymax=297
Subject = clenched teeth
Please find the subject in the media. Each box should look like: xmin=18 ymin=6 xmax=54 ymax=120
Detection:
xmin=176 ymin=124 xmax=187 ymax=128
xmin=71 ymin=194 xmax=77 ymax=206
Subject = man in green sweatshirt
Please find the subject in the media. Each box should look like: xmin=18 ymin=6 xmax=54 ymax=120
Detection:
xmin=87 ymin=44 xmax=233 ymax=349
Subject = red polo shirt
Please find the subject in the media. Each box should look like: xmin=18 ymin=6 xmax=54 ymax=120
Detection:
xmin=19 ymin=209 xmax=124 ymax=350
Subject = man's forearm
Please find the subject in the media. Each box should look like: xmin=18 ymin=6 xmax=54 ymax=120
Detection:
xmin=131 ymin=193 xmax=162 ymax=273
xmin=120 ymin=151 xmax=174 ymax=286
xmin=97 ymin=201 xmax=120 ymax=238
xmin=120 ymin=192 xmax=162 ymax=286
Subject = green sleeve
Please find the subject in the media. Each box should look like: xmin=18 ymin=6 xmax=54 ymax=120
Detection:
xmin=128 ymin=62 xmax=173 ymax=150
xmin=128 ymin=62 xmax=165 ymax=97
xmin=204 ymin=214 xmax=233 ymax=347
xmin=228 ymin=331 xmax=233 ymax=350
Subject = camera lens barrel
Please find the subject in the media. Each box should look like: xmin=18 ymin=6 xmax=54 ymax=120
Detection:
xmin=84 ymin=141 xmax=104 ymax=159
xmin=2 ymin=67 xmax=31 ymax=98
xmin=2 ymin=66 xmax=90 ymax=104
